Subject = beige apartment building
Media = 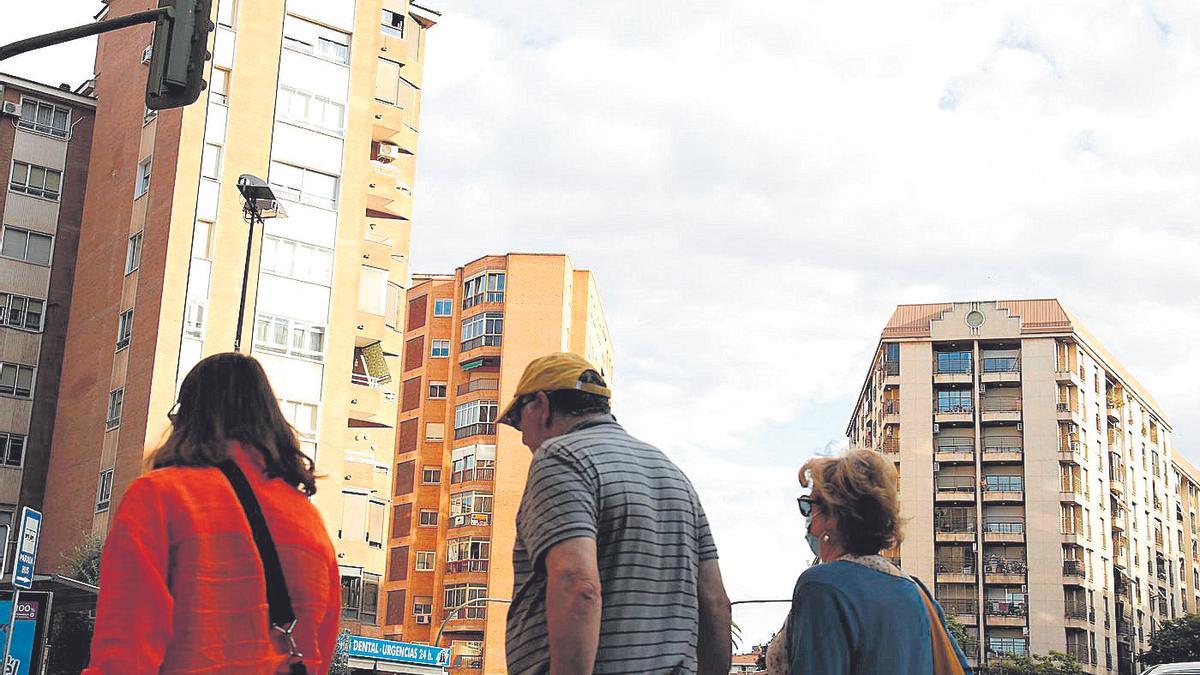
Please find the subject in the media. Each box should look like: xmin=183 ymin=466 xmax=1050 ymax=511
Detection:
xmin=847 ymin=300 xmax=1200 ymax=675
xmin=380 ymin=254 xmax=613 ymax=671
xmin=39 ymin=0 xmax=437 ymax=639
xmin=0 ymin=74 xmax=94 ymax=554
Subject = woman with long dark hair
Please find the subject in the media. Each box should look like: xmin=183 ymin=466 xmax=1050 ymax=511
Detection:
xmin=85 ymin=352 xmax=340 ymax=674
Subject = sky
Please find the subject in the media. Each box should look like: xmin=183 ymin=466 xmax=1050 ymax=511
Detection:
xmin=5 ymin=0 xmax=1200 ymax=648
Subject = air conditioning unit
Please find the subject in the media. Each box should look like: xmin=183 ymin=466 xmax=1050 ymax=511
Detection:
xmin=415 ymin=615 xmax=431 ymax=625
xmin=142 ymin=45 xmax=153 ymax=64
xmin=0 ymin=101 xmax=18 ymax=117
xmin=377 ymin=142 xmax=401 ymax=162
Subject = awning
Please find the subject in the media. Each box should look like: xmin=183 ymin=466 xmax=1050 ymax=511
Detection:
xmin=347 ymin=656 xmax=444 ymax=674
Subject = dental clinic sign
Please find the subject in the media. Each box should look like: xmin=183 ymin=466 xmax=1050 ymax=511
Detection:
xmin=347 ymin=636 xmax=450 ymax=667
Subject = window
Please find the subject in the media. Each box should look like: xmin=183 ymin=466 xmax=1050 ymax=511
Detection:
xmin=216 ymin=0 xmax=237 ymax=27
xmin=201 ymin=143 xmax=222 ymax=180
xmin=269 ymin=161 xmax=338 ymax=209
xmin=433 ymin=298 xmax=453 ymax=316
xmin=446 ymin=536 xmax=491 ymax=572
xmin=368 ymin=499 xmax=386 ymax=548
xmin=382 ymin=9 xmax=405 ymax=37
xmin=937 ymin=389 xmax=973 ymax=413
xmin=451 ymin=445 xmax=495 ymax=483
xmin=419 ymin=509 xmax=438 ymax=527
xmin=134 ymin=157 xmax=152 ymax=198
xmin=96 ymin=469 xmax=114 ymax=512
xmin=984 ymin=474 xmax=1023 ymax=492
xmin=184 ymin=301 xmax=205 ymax=339
xmin=428 ymin=382 xmax=447 ymax=399
xmin=283 ymin=15 xmax=351 ymax=65
xmin=106 ymin=388 xmax=124 ymax=429
xmin=143 ymin=106 xmax=157 ymax=126
xmin=454 ymin=401 xmax=498 ymax=439
xmin=1 ymin=227 xmax=52 ymax=265
xmin=116 ymin=309 xmax=133 ymax=349
xmin=1 ymin=293 xmax=45 ymax=331
xmin=125 ymin=232 xmax=143 ymax=274
xmin=211 ymin=67 xmax=230 ymax=105
xmin=430 ymin=339 xmax=450 ymax=358
xmin=413 ymin=595 xmax=433 ymax=616
xmin=359 ymin=266 xmax=389 ymax=314
xmin=0 ymin=363 xmax=34 ymax=399
xmin=460 ymin=312 xmax=503 ymax=351
xmin=422 ymin=466 xmax=442 ymax=484
xmin=416 ymin=551 xmax=435 ymax=571
xmin=341 ymin=573 xmax=380 ymax=624
xmin=261 ymin=236 xmax=334 ymax=284
xmin=449 ymin=491 xmax=493 ymax=527
xmin=425 ymin=422 xmax=445 ymax=441
xmin=277 ymin=86 xmax=346 ymax=135
xmin=193 ymin=220 xmax=215 ymax=259
xmin=462 ymin=272 xmax=506 ymax=309
xmin=253 ymin=314 xmax=326 ymax=361
xmin=0 ymin=432 xmax=27 ymax=468
xmin=885 ymin=342 xmax=900 ymax=362
xmin=17 ymin=98 xmax=70 ymax=138
xmin=279 ymin=399 xmax=319 ymax=439
xmin=375 ymin=59 xmax=419 ymax=126
xmin=443 ymin=584 xmax=487 ymax=619
xmin=9 ymin=161 xmax=62 ymax=201
xmin=936 ymin=351 xmax=972 ymax=374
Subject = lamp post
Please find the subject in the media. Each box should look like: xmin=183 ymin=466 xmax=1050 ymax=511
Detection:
xmin=433 ymin=596 xmax=510 ymax=665
xmin=234 ymin=174 xmax=285 ymax=352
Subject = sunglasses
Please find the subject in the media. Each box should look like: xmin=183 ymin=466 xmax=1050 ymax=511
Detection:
xmin=797 ymin=495 xmax=822 ymax=517
xmin=509 ymin=394 xmax=539 ymax=431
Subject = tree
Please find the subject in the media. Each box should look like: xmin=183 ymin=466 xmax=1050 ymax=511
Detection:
xmin=46 ymin=533 xmax=103 ymax=674
xmin=329 ymin=629 xmax=353 ymax=675
xmin=983 ymin=651 xmax=1085 ymax=675
xmin=1141 ymin=613 xmax=1200 ymax=666
xmin=945 ymin=615 xmax=972 ymax=650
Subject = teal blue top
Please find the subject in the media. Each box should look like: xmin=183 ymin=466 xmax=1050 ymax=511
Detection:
xmin=788 ymin=560 xmax=970 ymax=674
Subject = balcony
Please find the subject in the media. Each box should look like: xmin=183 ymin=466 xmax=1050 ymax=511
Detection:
xmin=1064 ymin=600 xmax=1089 ymax=622
xmin=935 ymin=439 xmax=975 ymax=463
xmin=1058 ymin=439 xmax=1084 ymax=463
xmin=981 ymin=437 xmax=1023 ymax=463
xmin=980 ymin=397 xmax=1022 ymax=423
xmin=1109 ymin=465 xmax=1125 ymax=495
xmin=461 ymin=334 xmax=502 ymax=353
xmin=939 ymin=598 xmax=978 ymax=620
xmin=457 ymin=379 xmax=500 ymax=396
xmin=454 ymin=423 xmax=496 ymax=440
xmin=934 ymin=476 xmax=977 ymax=503
xmin=982 ymin=478 xmax=1024 ymax=503
xmin=445 ymin=559 xmax=490 ymax=575
xmin=1059 ymin=483 xmax=1087 ymax=505
xmin=935 ymin=560 xmax=976 ymax=584
xmin=450 ymin=467 xmax=495 ymax=484
xmin=448 ymin=513 xmax=491 ymax=529
xmin=934 ymin=509 xmax=976 ymax=542
xmin=366 ymin=162 xmax=415 ymax=219
xmin=1057 ymin=400 xmax=1081 ymax=422
xmin=1065 ymin=642 xmax=1091 ymax=665
xmin=981 ymin=357 xmax=1021 ymax=383
xmin=1062 ymin=560 xmax=1087 ymax=581
xmin=987 ymin=637 xmax=1028 ymax=657
xmin=982 ymin=518 xmax=1025 ymax=543
xmin=371 ymin=98 xmax=420 ymax=150
xmin=983 ymin=557 xmax=1026 ymax=584
xmin=933 ymin=356 xmax=973 ymax=384
xmin=984 ymin=599 xmax=1028 ymax=626
xmin=881 ymin=437 xmax=900 ymax=456
xmin=880 ymin=360 xmax=900 ymax=379
xmin=934 ymin=400 xmax=974 ymax=425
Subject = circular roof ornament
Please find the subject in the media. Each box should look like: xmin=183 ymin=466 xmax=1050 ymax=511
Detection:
xmin=965 ymin=310 xmax=986 ymax=329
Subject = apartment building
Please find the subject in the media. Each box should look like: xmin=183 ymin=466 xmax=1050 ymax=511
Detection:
xmin=847 ymin=300 xmax=1199 ymax=675
xmin=1174 ymin=459 xmax=1200 ymax=614
xmin=0 ymin=74 xmax=94 ymax=546
xmin=381 ymin=254 xmax=613 ymax=671
xmin=39 ymin=0 xmax=437 ymax=639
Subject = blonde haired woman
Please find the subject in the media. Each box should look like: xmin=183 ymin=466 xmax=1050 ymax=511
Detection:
xmin=766 ymin=449 xmax=969 ymax=674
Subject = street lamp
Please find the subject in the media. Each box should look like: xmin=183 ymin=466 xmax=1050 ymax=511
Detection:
xmin=433 ymin=596 xmax=511 ymax=663
xmin=234 ymin=174 xmax=286 ymax=352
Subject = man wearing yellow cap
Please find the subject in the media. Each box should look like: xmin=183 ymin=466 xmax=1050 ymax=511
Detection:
xmin=500 ymin=353 xmax=731 ymax=675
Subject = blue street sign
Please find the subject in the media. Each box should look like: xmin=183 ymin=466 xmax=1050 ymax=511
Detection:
xmin=0 ymin=598 xmax=38 ymax=675
xmin=11 ymin=509 xmax=41 ymax=590
xmin=346 ymin=636 xmax=450 ymax=667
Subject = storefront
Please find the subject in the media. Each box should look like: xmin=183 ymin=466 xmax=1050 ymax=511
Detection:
xmin=346 ymin=635 xmax=450 ymax=674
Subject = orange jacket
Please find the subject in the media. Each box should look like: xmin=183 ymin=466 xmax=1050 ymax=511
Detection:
xmin=85 ymin=443 xmax=341 ymax=674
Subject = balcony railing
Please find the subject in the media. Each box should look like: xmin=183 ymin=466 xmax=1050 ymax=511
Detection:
xmin=936 ymin=401 xmax=974 ymax=414
xmin=454 ymin=423 xmax=496 ymax=440
xmin=934 ymin=358 xmax=973 ymax=375
xmin=461 ymin=335 xmax=502 ymax=352
xmin=983 ymin=438 xmax=1023 ymax=454
xmin=984 ymin=599 xmax=1028 ymax=617
xmin=981 ymin=398 xmax=1022 ymax=413
xmin=939 ymin=598 xmax=977 ymax=615
xmin=457 ymin=379 xmax=500 ymax=396
xmin=984 ymin=557 xmax=1026 ymax=575
xmin=983 ymin=519 xmax=1025 ymax=534
xmin=934 ymin=510 xmax=976 ymax=533
xmin=1066 ymin=642 xmax=1090 ymax=664
xmin=1064 ymin=600 xmax=1089 ymax=620
xmin=1062 ymin=560 xmax=1086 ymax=577
xmin=1057 ymin=401 xmax=1074 ymax=413
xmin=982 ymin=357 xmax=1020 ymax=373
xmin=935 ymin=560 xmax=975 ymax=575
xmin=450 ymin=467 xmax=495 ymax=484
xmin=935 ymin=476 xmax=977 ymax=493
xmin=936 ymin=440 xmax=975 ymax=455
xmin=987 ymin=638 xmax=1028 ymax=656
xmin=982 ymin=478 xmax=1024 ymax=493
xmin=443 ymin=606 xmax=486 ymax=620
xmin=883 ymin=400 xmax=900 ymax=415
xmin=881 ymin=438 xmax=900 ymax=454
xmin=446 ymin=559 xmax=490 ymax=574
xmin=449 ymin=513 xmax=491 ymax=528
xmin=880 ymin=361 xmax=899 ymax=376
xmin=351 ymin=372 xmax=386 ymax=388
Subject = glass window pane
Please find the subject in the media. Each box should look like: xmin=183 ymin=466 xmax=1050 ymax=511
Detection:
xmin=28 ymin=166 xmax=45 ymax=189
xmin=1 ymin=230 xmax=26 ymax=259
xmin=26 ymin=234 xmax=51 ymax=265
xmin=44 ymin=170 xmax=61 ymax=193
xmin=53 ymin=109 xmax=69 ymax=131
xmin=10 ymin=162 xmax=28 ymax=185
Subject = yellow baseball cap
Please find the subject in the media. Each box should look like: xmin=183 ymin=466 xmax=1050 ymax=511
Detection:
xmin=498 ymin=353 xmax=611 ymax=428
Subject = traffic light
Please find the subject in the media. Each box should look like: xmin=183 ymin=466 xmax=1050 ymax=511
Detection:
xmin=145 ymin=0 xmax=215 ymax=110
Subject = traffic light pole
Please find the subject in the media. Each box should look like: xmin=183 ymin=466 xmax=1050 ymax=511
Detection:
xmin=0 ymin=8 xmax=170 ymax=63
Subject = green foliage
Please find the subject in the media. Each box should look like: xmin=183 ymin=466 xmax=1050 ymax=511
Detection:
xmin=329 ymin=629 xmax=353 ymax=675
xmin=983 ymin=651 xmax=1085 ymax=675
xmin=1141 ymin=613 xmax=1200 ymax=666
xmin=945 ymin=615 xmax=971 ymax=649
xmin=60 ymin=532 xmax=103 ymax=585
xmin=46 ymin=532 xmax=104 ymax=674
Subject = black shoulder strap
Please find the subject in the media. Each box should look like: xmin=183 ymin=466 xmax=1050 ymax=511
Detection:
xmin=216 ymin=459 xmax=296 ymax=629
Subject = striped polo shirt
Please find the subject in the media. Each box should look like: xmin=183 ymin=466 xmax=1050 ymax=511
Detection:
xmin=505 ymin=414 xmax=719 ymax=674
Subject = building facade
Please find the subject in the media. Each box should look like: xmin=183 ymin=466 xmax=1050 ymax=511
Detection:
xmin=847 ymin=300 xmax=1199 ymax=675
xmin=39 ymin=0 xmax=436 ymax=639
xmin=380 ymin=254 xmax=613 ymax=671
xmin=0 ymin=74 xmax=94 ymax=552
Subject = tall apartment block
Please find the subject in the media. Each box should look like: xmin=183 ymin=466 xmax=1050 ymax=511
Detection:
xmin=39 ymin=0 xmax=437 ymax=639
xmin=380 ymin=254 xmax=613 ymax=671
xmin=0 ymin=74 xmax=94 ymax=553
xmin=847 ymin=300 xmax=1200 ymax=675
